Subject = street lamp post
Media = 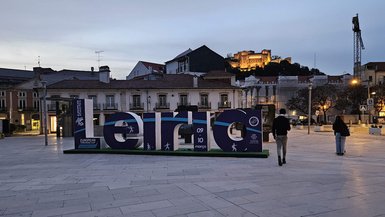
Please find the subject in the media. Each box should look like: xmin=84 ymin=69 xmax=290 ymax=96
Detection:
xmin=351 ymin=78 xmax=371 ymax=124
xmin=308 ymin=82 xmax=312 ymax=135
xmin=41 ymin=81 xmax=48 ymax=146
xmin=365 ymin=80 xmax=372 ymax=124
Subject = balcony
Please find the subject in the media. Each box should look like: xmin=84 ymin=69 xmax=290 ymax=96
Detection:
xmin=93 ymin=103 xmax=101 ymax=110
xmin=218 ymin=101 xmax=231 ymax=108
xmin=102 ymin=103 xmax=118 ymax=110
xmin=155 ymin=102 xmax=170 ymax=109
xmin=177 ymin=102 xmax=191 ymax=107
xmin=0 ymin=107 xmax=8 ymax=113
xmin=17 ymin=107 xmax=40 ymax=112
xmin=198 ymin=102 xmax=211 ymax=109
xmin=130 ymin=102 xmax=144 ymax=110
xmin=47 ymin=104 xmax=57 ymax=111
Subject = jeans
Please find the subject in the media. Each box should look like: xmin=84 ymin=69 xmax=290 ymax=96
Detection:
xmin=335 ymin=132 xmax=346 ymax=154
xmin=276 ymin=135 xmax=288 ymax=158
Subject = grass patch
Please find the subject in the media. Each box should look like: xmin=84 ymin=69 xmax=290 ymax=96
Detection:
xmin=63 ymin=148 xmax=269 ymax=158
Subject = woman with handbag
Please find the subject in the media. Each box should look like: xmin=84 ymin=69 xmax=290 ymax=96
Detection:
xmin=332 ymin=116 xmax=350 ymax=156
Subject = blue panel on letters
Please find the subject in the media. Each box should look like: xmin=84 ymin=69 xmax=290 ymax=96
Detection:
xmin=193 ymin=112 xmax=208 ymax=152
xmin=73 ymin=99 xmax=100 ymax=149
xmin=143 ymin=113 xmax=156 ymax=150
xmin=161 ymin=112 xmax=188 ymax=151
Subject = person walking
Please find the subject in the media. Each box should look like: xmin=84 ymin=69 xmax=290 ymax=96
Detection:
xmin=272 ymin=108 xmax=291 ymax=166
xmin=332 ymin=116 xmax=350 ymax=156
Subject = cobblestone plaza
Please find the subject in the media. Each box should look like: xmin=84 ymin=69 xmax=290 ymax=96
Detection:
xmin=0 ymin=127 xmax=384 ymax=217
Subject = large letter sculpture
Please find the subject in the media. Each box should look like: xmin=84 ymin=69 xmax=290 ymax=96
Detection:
xmin=143 ymin=112 xmax=161 ymax=150
xmin=74 ymin=102 xmax=263 ymax=153
xmin=192 ymin=112 xmax=211 ymax=151
xmin=213 ymin=108 xmax=262 ymax=152
xmin=103 ymin=112 xmax=143 ymax=149
xmin=73 ymin=99 xmax=100 ymax=149
xmin=160 ymin=112 xmax=189 ymax=151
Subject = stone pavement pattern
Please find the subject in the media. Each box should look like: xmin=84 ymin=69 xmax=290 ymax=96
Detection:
xmin=0 ymin=127 xmax=385 ymax=217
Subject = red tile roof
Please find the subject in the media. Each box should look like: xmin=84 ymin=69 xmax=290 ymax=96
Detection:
xmin=48 ymin=74 xmax=238 ymax=90
xmin=203 ymin=71 xmax=234 ymax=79
xmin=365 ymin=62 xmax=385 ymax=71
xmin=140 ymin=61 xmax=164 ymax=72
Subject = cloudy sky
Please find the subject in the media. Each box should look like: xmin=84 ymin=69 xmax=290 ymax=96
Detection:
xmin=1 ymin=0 xmax=384 ymax=79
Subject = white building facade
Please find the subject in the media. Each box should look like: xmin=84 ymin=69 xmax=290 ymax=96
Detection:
xmin=126 ymin=61 xmax=164 ymax=80
xmin=45 ymin=74 xmax=241 ymax=132
xmin=240 ymin=74 xmax=353 ymax=116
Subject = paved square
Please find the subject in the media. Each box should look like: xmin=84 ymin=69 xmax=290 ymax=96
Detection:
xmin=0 ymin=127 xmax=384 ymax=217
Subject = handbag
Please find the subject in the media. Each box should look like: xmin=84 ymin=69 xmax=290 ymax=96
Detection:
xmin=341 ymin=126 xmax=350 ymax=137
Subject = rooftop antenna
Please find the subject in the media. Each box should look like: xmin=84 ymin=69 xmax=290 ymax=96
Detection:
xmin=95 ymin=50 xmax=104 ymax=69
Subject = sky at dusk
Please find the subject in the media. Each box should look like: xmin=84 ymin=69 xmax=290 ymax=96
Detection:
xmin=1 ymin=0 xmax=384 ymax=79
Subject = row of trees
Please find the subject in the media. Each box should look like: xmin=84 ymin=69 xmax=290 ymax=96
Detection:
xmin=226 ymin=60 xmax=325 ymax=80
xmin=286 ymin=83 xmax=385 ymax=123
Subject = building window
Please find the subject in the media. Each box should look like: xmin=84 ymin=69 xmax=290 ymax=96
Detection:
xmin=106 ymin=95 xmax=115 ymax=107
xmin=33 ymin=100 xmax=40 ymax=110
xmin=0 ymin=91 xmax=5 ymax=110
xmin=0 ymin=98 xmax=5 ymax=109
xmin=18 ymin=91 xmax=26 ymax=97
xmin=18 ymin=99 xmax=26 ymax=109
xmin=18 ymin=91 xmax=27 ymax=109
xmin=221 ymin=94 xmax=228 ymax=104
xmin=33 ymin=92 xmax=38 ymax=98
xmin=88 ymin=95 xmax=98 ymax=109
xmin=48 ymin=95 xmax=60 ymax=110
xmin=132 ymin=95 xmax=141 ymax=108
xmin=200 ymin=94 xmax=209 ymax=107
xmin=179 ymin=94 xmax=188 ymax=106
xmin=199 ymin=94 xmax=210 ymax=108
xmin=158 ymin=94 xmax=167 ymax=107
xmin=219 ymin=93 xmax=230 ymax=108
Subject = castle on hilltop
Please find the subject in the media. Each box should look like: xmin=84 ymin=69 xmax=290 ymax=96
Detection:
xmin=227 ymin=49 xmax=291 ymax=72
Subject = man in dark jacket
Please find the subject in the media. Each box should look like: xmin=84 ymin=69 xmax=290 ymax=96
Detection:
xmin=272 ymin=108 xmax=291 ymax=166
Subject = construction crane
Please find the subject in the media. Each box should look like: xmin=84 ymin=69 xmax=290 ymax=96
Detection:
xmin=352 ymin=14 xmax=365 ymax=78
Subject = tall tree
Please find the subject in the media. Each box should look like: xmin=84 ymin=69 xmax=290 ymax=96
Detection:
xmin=372 ymin=84 xmax=385 ymax=117
xmin=311 ymin=84 xmax=339 ymax=123
xmin=286 ymin=88 xmax=309 ymax=115
xmin=286 ymin=88 xmax=318 ymax=116
xmin=286 ymin=84 xmax=339 ymax=123
xmin=335 ymin=84 xmax=367 ymax=115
